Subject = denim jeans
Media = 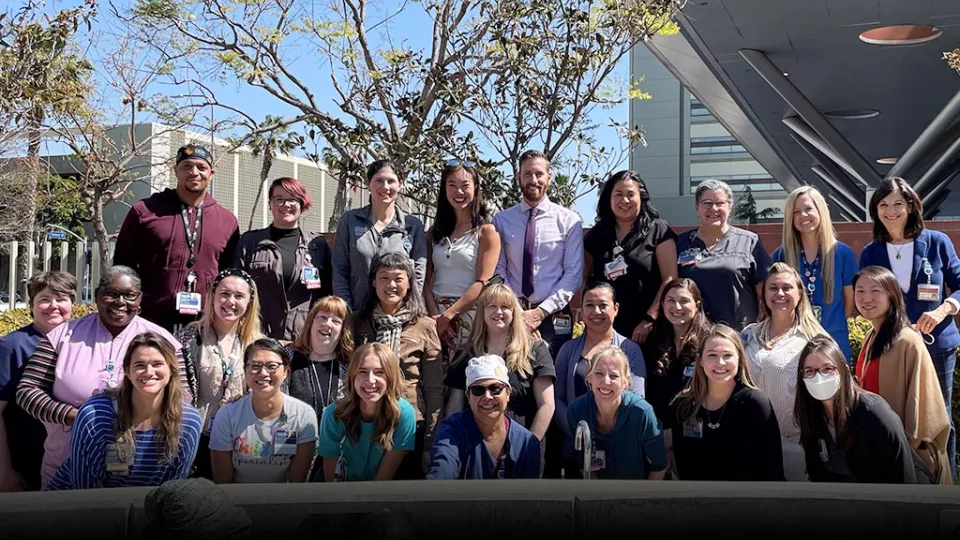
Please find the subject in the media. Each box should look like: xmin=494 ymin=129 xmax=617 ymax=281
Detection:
xmin=930 ymin=349 xmax=957 ymax=481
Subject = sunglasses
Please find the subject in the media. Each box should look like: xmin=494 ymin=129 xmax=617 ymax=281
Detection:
xmin=469 ymin=383 xmax=508 ymax=397
xmin=445 ymin=159 xmax=476 ymax=168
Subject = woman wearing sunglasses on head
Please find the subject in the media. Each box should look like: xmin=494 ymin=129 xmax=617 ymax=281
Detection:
xmin=16 ymin=266 xmax=188 ymax=489
xmin=795 ymin=337 xmax=932 ymax=484
xmin=46 ymin=333 xmax=202 ymax=490
xmin=859 ymin=177 xmax=960 ymax=481
xmin=566 ymin=346 xmax=666 ymax=480
xmin=424 ymin=159 xmax=501 ymax=371
xmin=317 ymin=343 xmax=416 ymax=481
xmin=852 ymin=265 xmax=951 ymax=484
xmin=233 ymin=178 xmax=332 ymax=340
xmin=175 ymin=268 xmax=263 ymax=479
xmin=208 ymin=338 xmax=318 ymax=483
xmin=427 ymin=355 xmax=541 ymax=479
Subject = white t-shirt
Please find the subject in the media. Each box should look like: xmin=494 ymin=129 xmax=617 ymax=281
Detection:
xmin=208 ymin=393 xmax=318 ymax=483
xmin=886 ymin=242 xmax=914 ymax=293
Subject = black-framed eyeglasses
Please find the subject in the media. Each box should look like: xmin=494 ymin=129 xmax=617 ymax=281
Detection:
xmin=270 ymin=196 xmax=300 ymax=207
xmin=445 ymin=159 xmax=476 ymax=169
xmin=469 ymin=383 xmax=507 ymax=397
xmin=801 ymin=365 xmax=838 ymax=379
xmin=101 ymin=289 xmax=142 ymax=302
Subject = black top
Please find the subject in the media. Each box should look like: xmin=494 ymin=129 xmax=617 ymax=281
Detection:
xmin=444 ymin=340 xmax=556 ymax=429
xmin=573 ymin=356 xmax=590 ymax=398
xmin=269 ymin=225 xmax=300 ymax=289
xmin=641 ymin=329 xmax=696 ymax=424
xmin=665 ymin=383 xmax=785 ymax=481
xmin=803 ymin=392 xmax=931 ymax=484
xmin=0 ymin=324 xmax=46 ymax=490
xmin=584 ymin=218 xmax=677 ymax=337
xmin=287 ymin=351 xmax=345 ymax=417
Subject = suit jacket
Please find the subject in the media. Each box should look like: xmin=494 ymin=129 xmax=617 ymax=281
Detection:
xmin=859 ymin=228 xmax=960 ymax=355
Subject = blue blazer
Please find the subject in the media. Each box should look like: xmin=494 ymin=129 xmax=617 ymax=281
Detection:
xmin=859 ymin=228 xmax=960 ymax=355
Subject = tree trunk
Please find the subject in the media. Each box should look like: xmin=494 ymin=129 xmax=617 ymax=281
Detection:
xmin=327 ymin=170 xmax=349 ymax=231
xmin=18 ymin=109 xmax=42 ymax=300
xmin=91 ymin=187 xmax=111 ymax=272
xmin=248 ymin=150 xmax=273 ymax=232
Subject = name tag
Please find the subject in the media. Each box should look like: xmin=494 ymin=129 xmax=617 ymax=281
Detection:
xmin=273 ymin=428 xmax=297 ymax=456
xmin=105 ymin=439 xmax=135 ymax=475
xmin=813 ymin=305 xmax=822 ymax=322
xmin=553 ymin=314 xmax=572 ymax=336
xmin=301 ymin=266 xmax=322 ymax=290
xmin=590 ymin=449 xmax=606 ymax=472
xmin=917 ymin=283 xmax=940 ymax=302
xmin=604 ymin=255 xmax=628 ymax=281
xmin=677 ymin=248 xmax=702 ymax=267
xmin=682 ymin=418 xmax=703 ymax=439
xmin=176 ymin=291 xmax=202 ymax=315
xmin=683 ymin=364 xmax=695 ymax=378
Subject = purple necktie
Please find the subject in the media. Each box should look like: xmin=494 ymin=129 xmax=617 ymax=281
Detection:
xmin=522 ymin=208 xmax=536 ymax=299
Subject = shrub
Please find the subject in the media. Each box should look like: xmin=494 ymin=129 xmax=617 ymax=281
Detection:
xmin=0 ymin=303 xmax=97 ymax=337
xmin=847 ymin=316 xmax=874 ymax=362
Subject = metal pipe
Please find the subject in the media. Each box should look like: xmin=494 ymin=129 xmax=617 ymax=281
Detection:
xmin=810 ymin=166 xmax=865 ymax=220
xmin=921 ymin=169 xmax=958 ymax=209
xmin=787 ymin=129 xmax=866 ymax=212
xmin=574 ymin=420 xmax=592 ymax=480
xmin=783 ymin=116 xmax=870 ymax=190
xmin=913 ymin=135 xmax=960 ymax=197
xmin=740 ymin=49 xmax=881 ymax=187
xmin=889 ymin=89 xmax=960 ymax=179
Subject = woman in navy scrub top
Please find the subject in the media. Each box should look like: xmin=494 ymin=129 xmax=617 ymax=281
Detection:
xmin=676 ymin=179 xmax=772 ymax=331
xmin=858 ymin=177 xmax=960 ymax=481
xmin=772 ymin=187 xmax=858 ymax=361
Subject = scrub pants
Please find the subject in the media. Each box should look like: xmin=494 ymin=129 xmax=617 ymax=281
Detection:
xmin=930 ymin=349 xmax=957 ymax=481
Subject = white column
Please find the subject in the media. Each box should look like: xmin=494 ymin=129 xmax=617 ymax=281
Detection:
xmin=59 ymin=241 xmax=68 ymax=271
xmin=43 ymin=241 xmax=52 ymax=271
xmin=233 ymin=153 xmax=240 ymax=219
xmin=7 ymin=241 xmax=17 ymax=311
xmin=26 ymin=241 xmax=35 ymax=279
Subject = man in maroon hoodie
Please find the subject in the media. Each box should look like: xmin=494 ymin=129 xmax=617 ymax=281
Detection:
xmin=114 ymin=144 xmax=240 ymax=332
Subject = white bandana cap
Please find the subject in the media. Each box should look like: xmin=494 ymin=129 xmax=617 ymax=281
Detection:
xmin=465 ymin=354 xmax=510 ymax=388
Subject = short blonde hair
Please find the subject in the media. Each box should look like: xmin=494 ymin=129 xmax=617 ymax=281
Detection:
xmin=585 ymin=345 xmax=632 ymax=391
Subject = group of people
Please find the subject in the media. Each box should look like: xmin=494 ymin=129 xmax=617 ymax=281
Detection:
xmin=0 ymin=143 xmax=957 ymax=491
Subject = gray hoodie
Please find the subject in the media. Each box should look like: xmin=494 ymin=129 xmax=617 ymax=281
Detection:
xmin=332 ymin=204 xmax=427 ymax=310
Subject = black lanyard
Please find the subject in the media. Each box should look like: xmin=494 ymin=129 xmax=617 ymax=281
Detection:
xmin=180 ymin=203 xmax=203 ymax=268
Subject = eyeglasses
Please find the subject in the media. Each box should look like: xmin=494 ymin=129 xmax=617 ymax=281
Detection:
xmin=445 ymin=159 xmax=476 ymax=168
xmin=469 ymin=383 xmax=507 ymax=397
xmin=247 ymin=362 xmax=283 ymax=374
xmin=699 ymin=200 xmax=729 ymax=209
xmin=801 ymin=365 xmax=838 ymax=379
xmin=271 ymin=197 xmax=300 ymax=207
xmin=101 ymin=289 xmax=142 ymax=302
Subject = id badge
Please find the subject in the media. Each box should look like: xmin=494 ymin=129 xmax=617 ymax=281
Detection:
xmin=105 ymin=439 xmax=134 ymax=475
xmin=603 ymin=255 xmax=628 ymax=281
xmin=677 ymin=248 xmax=702 ymax=267
xmin=272 ymin=428 xmax=297 ymax=456
xmin=553 ymin=314 xmax=572 ymax=336
xmin=301 ymin=266 xmax=322 ymax=290
xmin=590 ymin=449 xmax=606 ymax=472
xmin=813 ymin=305 xmax=822 ymax=322
xmin=683 ymin=364 xmax=695 ymax=378
xmin=917 ymin=283 xmax=941 ymax=302
xmin=682 ymin=418 xmax=703 ymax=439
xmin=176 ymin=291 xmax=202 ymax=315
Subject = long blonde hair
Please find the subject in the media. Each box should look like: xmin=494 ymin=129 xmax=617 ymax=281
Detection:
xmin=672 ymin=324 xmax=757 ymax=426
xmin=113 ymin=332 xmax=185 ymax=460
xmin=781 ymin=186 xmax=838 ymax=304
xmin=758 ymin=262 xmax=829 ymax=340
xmin=333 ymin=343 xmax=405 ymax=451
xmin=468 ymin=284 xmax=533 ymax=379
xmin=195 ymin=269 xmax=263 ymax=347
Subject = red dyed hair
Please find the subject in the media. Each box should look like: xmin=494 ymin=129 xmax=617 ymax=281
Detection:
xmin=269 ymin=177 xmax=312 ymax=211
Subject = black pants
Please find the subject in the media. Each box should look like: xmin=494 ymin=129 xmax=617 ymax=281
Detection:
xmin=190 ymin=433 xmax=214 ymax=480
xmin=395 ymin=421 xmax=426 ymax=480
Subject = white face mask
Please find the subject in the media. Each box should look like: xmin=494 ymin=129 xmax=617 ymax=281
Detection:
xmin=803 ymin=372 xmax=840 ymax=401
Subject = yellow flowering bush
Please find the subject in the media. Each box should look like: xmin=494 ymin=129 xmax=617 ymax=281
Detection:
xmin=0 ymin=303 xmax=97 ymax=337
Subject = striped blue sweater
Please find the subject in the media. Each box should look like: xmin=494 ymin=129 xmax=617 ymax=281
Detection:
xmin=46 ymin=394 xmax=202 ymax=490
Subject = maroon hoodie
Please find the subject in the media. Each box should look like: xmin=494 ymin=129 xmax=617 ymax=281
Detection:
xmin=114 ymin=188 xmax=240 ymax=331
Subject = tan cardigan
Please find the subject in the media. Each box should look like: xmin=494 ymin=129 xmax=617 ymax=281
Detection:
xmin=866 ymin=328 xmax=952 ymax=484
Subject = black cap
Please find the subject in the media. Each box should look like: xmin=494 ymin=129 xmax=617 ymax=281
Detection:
xmin=176 ymin=144 xmax=214 ymax=167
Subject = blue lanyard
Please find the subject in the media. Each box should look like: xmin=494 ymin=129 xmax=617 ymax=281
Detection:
xmin=799 ymin=249 xmax=820 ymax=300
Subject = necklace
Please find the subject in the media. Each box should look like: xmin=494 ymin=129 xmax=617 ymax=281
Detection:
xmin=758 ymin=321 xmax=791 ymax=350
xmin=312 ymin=360 xmax=338 ymax=411
xmin=705 ymin=402 xmax=728 ymax=429
xmin=214 ymin=330 xmax=241 ymax=407
xmin=890 ymin=241 xmax=909 ymax=260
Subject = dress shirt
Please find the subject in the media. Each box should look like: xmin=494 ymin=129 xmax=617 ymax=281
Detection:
xmin=492 ymin=197 xmax=583 ymax=315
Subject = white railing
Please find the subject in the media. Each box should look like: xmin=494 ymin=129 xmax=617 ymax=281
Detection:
xmin=1 ymin=239 xmax=116 ymax=311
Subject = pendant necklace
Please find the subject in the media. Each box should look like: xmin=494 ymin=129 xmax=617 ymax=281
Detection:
xmin=706 ymin=402 xmax=728 ymax=430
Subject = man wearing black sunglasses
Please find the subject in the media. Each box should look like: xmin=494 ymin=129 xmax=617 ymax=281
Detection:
xmin=425 ymin=355 xmax=541 ymax=479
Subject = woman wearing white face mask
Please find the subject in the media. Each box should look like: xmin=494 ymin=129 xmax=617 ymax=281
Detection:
xmin=795 ymin=337 xmax=933 ymax=483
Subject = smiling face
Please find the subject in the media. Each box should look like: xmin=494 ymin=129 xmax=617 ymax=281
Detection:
xmin=245 ymin=349 xmax=287 ymax=395
xmin=663 ymin=287 xmax=698 ymax=327
xmin=696 ymin=189 xmax=731 ymax=229
xmin=610 ymin=178 xmax=642 ymax=222
xmin=518 ymin=157 xmax=552 ymax=204
xmin=354 ymin=352 xmax=388 ymax=404
xmin=310 ymin=310 xmax=344 ymax=355
xmin=175 ymin=159 xmax=213 ymax=194
xmin=482 ymin=297 xmax=514 ymax=334
xmin=213 ymin=276 xmax=251 ymax=327
xmin=582 ymin=287 xmax=618 ymax=335
xmin=792 ymin=193 xmax=821 ymax=236
xmin=374 ymin=268 xmax=409 ymax=312
xmin=126 ymin=345 xmax=172 ymax=397
xmin=445 ymin=169 xmax=476 ymax=211
xmin=764 ymin=271 xmax=801 ymax=315
xmin=96 ymin=274 xmax=142 ymax=331
xmin=854 ymin=275 xmax=891 ymax=324
xmin=31 ymin=287 xmax=73 ymax=333
xmin=876 ymin=189 xmax=910 ymax=234
xmin=368 ymin=166 xmax=402 ymax=206
xmin=588 ymin=354 xmax=629 ymax=404
xmin=700 ymin=336 xmax=739 ymax=384
xmin=269 ymin=185 xmax=302 ymax=227
xmin=467 ymin=379 xmax=510 ymax=421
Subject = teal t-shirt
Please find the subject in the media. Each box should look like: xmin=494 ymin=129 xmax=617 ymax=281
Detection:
xmin=317 ymin=398 xmax=416 ymax=481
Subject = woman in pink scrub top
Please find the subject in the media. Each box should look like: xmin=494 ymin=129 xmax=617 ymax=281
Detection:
xmin=16 ymin=266 xmax=189 ymax=488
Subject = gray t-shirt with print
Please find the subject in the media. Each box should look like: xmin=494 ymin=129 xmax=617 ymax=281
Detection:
xmin=208 ymin=392 xmax=318 ymax=483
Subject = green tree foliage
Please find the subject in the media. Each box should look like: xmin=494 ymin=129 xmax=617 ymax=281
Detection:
xmin=733 ymin=185 xmax=781 ymax=225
